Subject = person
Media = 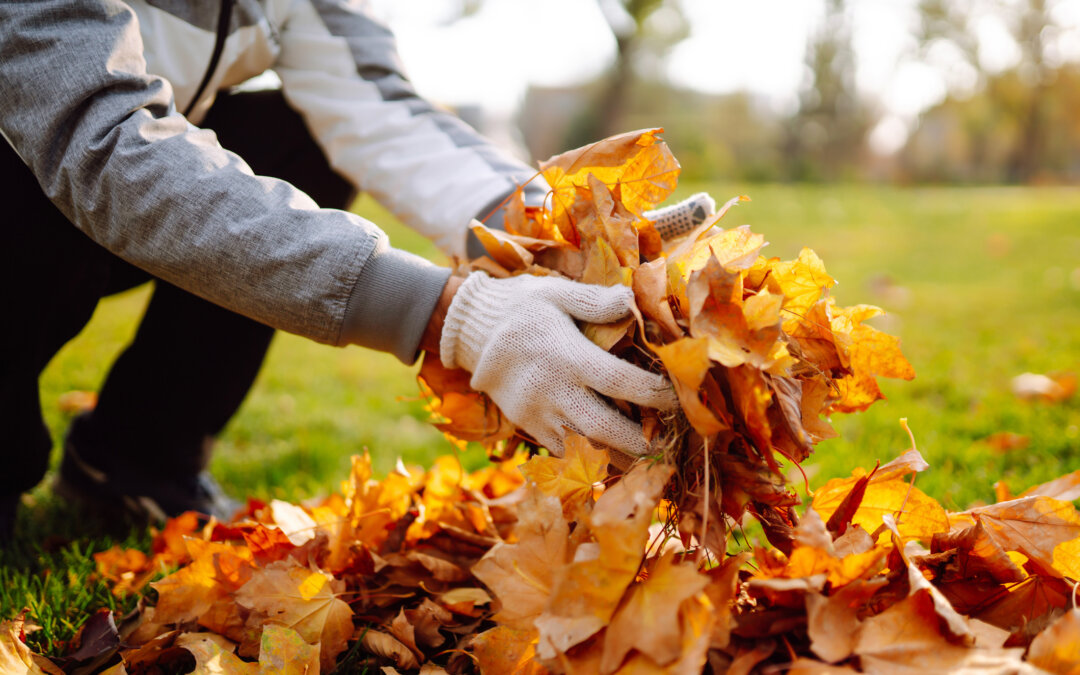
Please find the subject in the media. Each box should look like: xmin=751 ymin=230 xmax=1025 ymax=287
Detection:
xmin=0 ymin=0 xmax=686 ymax=541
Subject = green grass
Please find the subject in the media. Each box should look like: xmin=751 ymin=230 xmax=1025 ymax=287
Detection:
xmin=4 ymin=185 xmax=1080 ymax=655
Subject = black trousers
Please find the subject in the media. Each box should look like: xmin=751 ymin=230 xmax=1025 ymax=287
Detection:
xmin=1 ymin=89 xmax=354 ymax=496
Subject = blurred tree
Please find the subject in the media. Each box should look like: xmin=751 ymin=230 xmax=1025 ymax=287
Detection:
xmin=564 ymin=0 xmax=690 ymax=147
xmin=435 ymin=0 xmax=690 ymax=155
xmin=784 ymin=0 xmax=870 ymax=181
xmin=912 ymin=0 xmax=1068 ymax=182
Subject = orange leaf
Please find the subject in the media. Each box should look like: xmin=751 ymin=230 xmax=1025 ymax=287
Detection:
xmin=599 ymin=551 xmax=709 ymax=672
xmin=540 ymin=128 xmax=679 ymax=241
xmin=632 ymin=258 xmax=682 ymax=339
xmin=677 ymin=224 xmax=768 ymax=279
xmin=1027 ymin=608 xmax=1080 ymax=674
xmin=650 ymin=338 xmax=710 ymax=392
xmin=812 ymin=450 xmax=945 ymax=544
xmin=150 ymin=540 xmax=255 ymax=626
xmin=471 ymin=626 xmax=549 ymax=675
xmin=470 ymin=221 xmax=534 ymax=270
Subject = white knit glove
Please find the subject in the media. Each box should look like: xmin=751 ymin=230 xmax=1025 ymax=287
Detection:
xmin=644 ymin=192 xmax=716 ymax=240
xmin=440 ymin=273 xmax=678 ymax=456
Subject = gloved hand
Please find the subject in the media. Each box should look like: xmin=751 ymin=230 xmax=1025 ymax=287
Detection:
xmin=644 ymin=192 xmax=716 ymax=240
xmin=439 ymin=272 xmax=678 ymax=456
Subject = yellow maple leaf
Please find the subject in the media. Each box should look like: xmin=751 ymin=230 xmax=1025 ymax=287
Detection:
xmin=519 ymin=433 xmax=609 ymax=517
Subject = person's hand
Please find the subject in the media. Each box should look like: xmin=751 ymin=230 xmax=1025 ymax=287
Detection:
xmin=644 ymin=192 xmax=716 ymax=240
xmin=438 ymin=272 xmax=678 ymax=456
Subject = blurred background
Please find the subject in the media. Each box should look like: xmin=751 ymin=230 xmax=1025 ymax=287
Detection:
xmin=374 ymin=0 xmax=1080 ymax=184
xmin=33 ymin=0 xmax=1080 ymax=518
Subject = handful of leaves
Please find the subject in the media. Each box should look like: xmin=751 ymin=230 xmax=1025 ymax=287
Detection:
xmin=420 ymin=128 xmax=915 ymax=556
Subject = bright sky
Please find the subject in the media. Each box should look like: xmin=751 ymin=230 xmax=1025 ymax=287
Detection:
xmin=371 ymin=0 xmax=1080 ymax=154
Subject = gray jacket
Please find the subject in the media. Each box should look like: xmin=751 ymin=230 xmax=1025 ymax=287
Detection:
xmin=0 ymin=0 xmax=543 ymax=362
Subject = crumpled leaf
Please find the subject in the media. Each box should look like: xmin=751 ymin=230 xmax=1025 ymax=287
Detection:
xmin=174 ymin=632 xmax=255 ymax=674
xmin=0 ymin=616 xmax=64 ymax=675
xmin=806 ymin=578 xmax=888 ymax=663
xmin=361 ymin=631 xmax=420 ymax=671
xmin=853 ymin=591 xmax=1029 ymax=673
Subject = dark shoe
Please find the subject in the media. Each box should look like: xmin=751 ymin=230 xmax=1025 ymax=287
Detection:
xmin=54 ymin=420 xmax=240 ymax=526
xmin=0 ymin=494 xmax=17 ymax=543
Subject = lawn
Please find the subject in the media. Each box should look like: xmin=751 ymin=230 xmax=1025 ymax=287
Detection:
xmin=4 ymin=184 xmax=1080 ymax=652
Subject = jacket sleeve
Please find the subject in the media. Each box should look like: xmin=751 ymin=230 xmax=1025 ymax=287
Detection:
xmin=0 ymin=0 xmax=450 ymax=363
xmin=273 ymin=0 xmax=548 ymax=259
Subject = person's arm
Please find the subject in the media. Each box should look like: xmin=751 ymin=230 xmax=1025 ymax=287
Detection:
xmin=271 ymin=0 xmax=548 ymax=260
xmin=0 ymin=0 xmax=446 ymax=362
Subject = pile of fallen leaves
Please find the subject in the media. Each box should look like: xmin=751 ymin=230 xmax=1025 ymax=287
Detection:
xmin=421 ymin=128 xmax=914 ymax=558
xmin=9 ymin=130 xmax=1080 ymax=674
xmin=7 ymin=438 xmax=1080 ymax=674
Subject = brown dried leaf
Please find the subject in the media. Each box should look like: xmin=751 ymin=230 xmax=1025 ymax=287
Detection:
xmin=1021 ymin=469 xmax=1080 ymax=502
xmin=854 ymin=591 xmax=1028 ymax=673
xmin=536 ymin=462 xmax=672 ymax=659
xmin=806 ymin=578 xmax=887 ymax=663
xmin=470 ymin=221 xmax=534 ymax=270
xmin=234 ymin=560 xmax=354 ymax=671
xmin=361 ymin=631 xmax=420 ymax=671
xmin=633 ymin=257 xmax=682 ymax=339
xmin=471 ymin=488 xmax=569 ymax=630
xmin=964 ymin=496 xmax=1080 ymax=570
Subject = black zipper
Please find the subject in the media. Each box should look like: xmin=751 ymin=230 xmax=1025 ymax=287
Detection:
xmin=182 ymin=0 xmax=237 ymax=117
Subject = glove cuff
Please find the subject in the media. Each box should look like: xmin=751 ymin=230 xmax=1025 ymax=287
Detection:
xmin=440 ymin=272 xmax=513 ymax=372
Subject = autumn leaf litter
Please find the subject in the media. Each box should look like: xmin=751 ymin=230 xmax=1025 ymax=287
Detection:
xmin=7 ymin=129 xmax=1080 ymax=674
